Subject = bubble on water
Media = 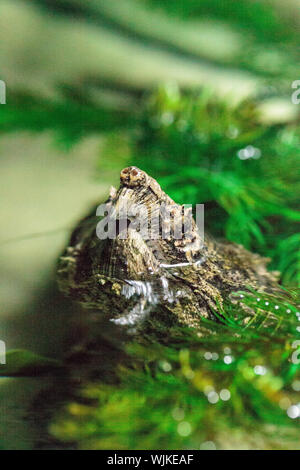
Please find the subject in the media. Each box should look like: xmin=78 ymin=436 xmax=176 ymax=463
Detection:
xmin=161 ymin=112 xmax=174 ymax=126
xmin=172 ymin=407 xmax=185 ymax=421
xmin=224 ymin=347 xmax=231 ymax=355
xmin=287 ymin=405 xmax=300 ymax=419
xmin=237 ymin=145 xmax=261 ymax=160
xmin=160 ymin=360 xmax=172 ymax=372
xmin=177 ymin=421 xmax=192 ymax=437
xmin=254 ymin=365 xmax=267 ymax=376
xmin=211 ymin=352 xmax=219 ymax=361
xmin=207 ymin=391 xmax=219 ymax=404
xmin=204 ymin=352 xmax=212 ymax=360
xmin=200 ymin=441 xmax=216 ymax=450
xmin=220 ymin=389 xmax=231 ymax=401
xmin=224 ymin=355 xmax=233 ymax=364
xmin=292 ymin=380 xmax=300 ymax=391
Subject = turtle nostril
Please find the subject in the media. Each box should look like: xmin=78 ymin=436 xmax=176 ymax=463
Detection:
xmin=122 ymin=168 xmax=129 ymax=175
xmin=131 ymin=169 xmax=138 ymax=177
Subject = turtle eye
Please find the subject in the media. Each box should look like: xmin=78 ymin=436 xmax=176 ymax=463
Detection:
xmin=120 ymin=167 xmax=145 ymax=187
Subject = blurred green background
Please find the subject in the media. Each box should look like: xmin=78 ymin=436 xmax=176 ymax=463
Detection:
xmin=0 ymin=0 xmax=299 ymax=450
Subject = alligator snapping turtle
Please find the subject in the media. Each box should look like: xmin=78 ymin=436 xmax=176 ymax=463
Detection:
xmin=57 ymin=167 xmax=279 ymax=333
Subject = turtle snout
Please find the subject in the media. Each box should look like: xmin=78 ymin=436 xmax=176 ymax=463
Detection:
xmin=120 ymin=166 xmax=146 ymax=187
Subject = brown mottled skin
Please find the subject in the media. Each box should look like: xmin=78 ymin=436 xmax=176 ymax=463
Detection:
xmin=57 ymin=167 xmax=279 ymax=332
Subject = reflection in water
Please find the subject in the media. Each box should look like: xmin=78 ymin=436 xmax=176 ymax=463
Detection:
xmin=112 ymin=257 xmax=207 ymax=329
xmin=113 ymin=276 xmax=176 ymax=329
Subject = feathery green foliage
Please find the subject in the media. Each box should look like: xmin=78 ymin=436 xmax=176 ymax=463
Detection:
xmin=129 ymin=86 xmax=300 ymax=286
xmin=50 ymin=289 xmax=300 ymax=449
xmin=1 ymin=87 xmax=299 ymax=287
xmin=1 ymin=0 xmax=299 ymax=449
xmin=0 ymin=92 xmax=136 ymax=149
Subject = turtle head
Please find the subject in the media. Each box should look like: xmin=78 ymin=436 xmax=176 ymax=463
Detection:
xmin=120 ymin=166 xmax=148 ymax=188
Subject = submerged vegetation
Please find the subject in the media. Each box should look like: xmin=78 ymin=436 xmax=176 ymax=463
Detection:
xmin=50 ymin=289 xmax=300 ymax=450
xmin=0 ymin=0 xmax=299 ymax=450
xmin=1 ymin=87 xmax=299 ymax=450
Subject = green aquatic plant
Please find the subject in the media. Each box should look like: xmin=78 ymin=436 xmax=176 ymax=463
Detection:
xmin=1 ymin=0 xmax=299 ymax=451
xmin=1 ymin=86 xmax=299 ymax=288
xmin=129 ymin=86 xmax=300 ymax=286
xmin=49 ymin=288 xmax=300 ymax=450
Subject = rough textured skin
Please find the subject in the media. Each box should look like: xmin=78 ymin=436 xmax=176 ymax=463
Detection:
xmin=57 ymin=167 xmax=279 ymax=333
